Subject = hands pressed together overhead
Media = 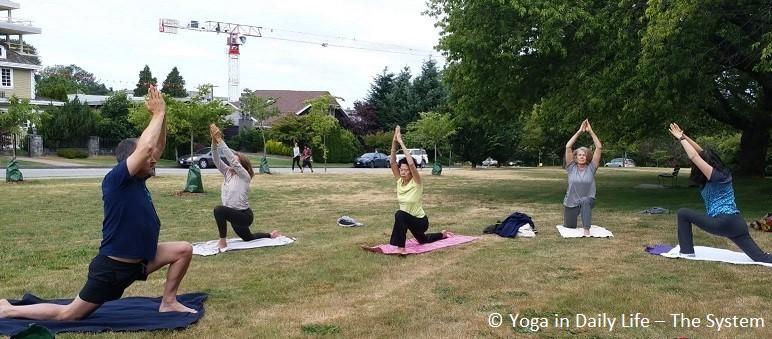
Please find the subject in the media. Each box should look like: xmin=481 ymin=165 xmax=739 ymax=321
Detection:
xmin=145 ymin=85 xmax=165 ymax=116
xmin=668 ymin=123 xmax=685 ymax=140
xmin=209 ymin=124 xmax=223 ymax=143
xmin=393 ymin=125 xmax=404 ymax=144
xmin=578 ymin=119 xmax=594 ymax=134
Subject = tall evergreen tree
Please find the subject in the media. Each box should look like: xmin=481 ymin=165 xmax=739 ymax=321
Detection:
xmin=133 ymin=65 xmax=157 ymax=97
xmin=38 ymin=97 xmax=99 ymax=148
xmin=385 ymin=66 xmax=415 ymax=128
xmin=161 ymin=67 xmax=187 ymax=98
xmin=366 ymin=67 xmax=395 ymax=129
xmin=412 ymin=59 xmax=446 ymax=113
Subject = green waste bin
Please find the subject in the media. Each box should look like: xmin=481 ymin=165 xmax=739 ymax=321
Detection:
xmin=431 ymin=161 xmax=442 ymax=176
xmin=6 ymin=158 xmax=23 ymax=182
xmin=259 ymin=156 xmax=271 ymax=174
xmin=183 ymin=165 xmax=204 ymax=193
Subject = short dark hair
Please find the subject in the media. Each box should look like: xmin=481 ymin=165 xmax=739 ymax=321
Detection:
xmin=689 ymin=148 xmax=727 ymax=187
xmin=115 ymin=138 xmax=138 ymax=163
xmin=398 ymin=158 xmax=409 ymax=167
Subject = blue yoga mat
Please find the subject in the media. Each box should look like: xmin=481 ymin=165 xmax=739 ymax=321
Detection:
xmin=0 ymin=293 xmax=207 ymax=336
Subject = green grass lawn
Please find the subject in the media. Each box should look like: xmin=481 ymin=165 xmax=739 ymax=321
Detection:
xmin=37 ymin=156 xmax=178 ymax=168
xmin=0 ymin=168 xmax=770 ymax=338
xmin=0 ymin=159 xmax=49 ymax=169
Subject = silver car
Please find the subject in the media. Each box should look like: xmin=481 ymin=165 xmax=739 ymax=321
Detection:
xmin=178 ymin=147 xmax=230 ymax=169
xmin=604 ymin=158 xmax=636 ymax=167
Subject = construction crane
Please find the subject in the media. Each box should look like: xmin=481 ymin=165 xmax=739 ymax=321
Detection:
xmin=159 ymin=19 xmax=263 ymax=102
xmin=159 ymin=18 xmax=437 ymax=103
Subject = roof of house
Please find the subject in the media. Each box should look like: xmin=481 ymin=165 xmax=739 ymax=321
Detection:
xmin=250 ymin=90 xmax=340 ymax=114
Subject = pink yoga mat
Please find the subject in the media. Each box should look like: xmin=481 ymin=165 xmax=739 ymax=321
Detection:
xmin=362 ymin=235 xmax=479 ymax=255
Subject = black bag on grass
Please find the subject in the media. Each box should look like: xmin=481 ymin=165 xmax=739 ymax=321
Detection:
xmin=483 ymin=212 xmax=536 ymax=237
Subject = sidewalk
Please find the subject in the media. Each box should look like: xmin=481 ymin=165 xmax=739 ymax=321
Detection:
xmin=10 ymin=156 xmax=85 ymax=167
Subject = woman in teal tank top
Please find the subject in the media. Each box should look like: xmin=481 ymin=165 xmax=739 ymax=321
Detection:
xmin=364 ymin=126 xmax=454 ymax=255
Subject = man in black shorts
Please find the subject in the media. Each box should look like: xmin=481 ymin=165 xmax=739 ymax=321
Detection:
xmin=0 ymin=85 xmax=196 ymax=320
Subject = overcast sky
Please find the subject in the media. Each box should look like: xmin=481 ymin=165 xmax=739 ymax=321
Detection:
xmin=18 ymin=0 xmax=444 ymax=108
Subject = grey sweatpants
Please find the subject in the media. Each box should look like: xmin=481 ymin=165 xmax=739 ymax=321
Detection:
xmin=564 ymin=197 xmax=594 ymax=229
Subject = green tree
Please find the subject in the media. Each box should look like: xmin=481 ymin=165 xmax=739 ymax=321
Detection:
xmin=38 ymin=97 xmax=99 ymax=148
xmin=362 ymin=130 xmax=394 ymax=153
xmin=406 ymin=111 xmax=456 ymax=163
xmin=161 ymin=67 xmax=187 ymax=98
xmin=35 ymin=65 xmax=110 ymax=100
xmin=0 ymin=96 xmax=37 ymax=157
xmin=96 ymin=91 xmax=138 ymax=142
xmin=269 ymin=115 xmax=312 ymax=146
xmin=239 ymin=89 xmax=280 ymax=157
xmin=129 ymin=84 xmax=228 ymax=161
xmin=305 ymin=94 xmax=340 ymax=171
xmin=383 ymin=67 xmax=415 ymax=128
xmin=639 ymin=0 xmax=772 ymax=175
xmin=412 ymin=59 xmax=447 ymax=114
xmin=366 ymin=67 xmax=395 ymax=129
xmin=133 ymin=65 xmax=158 ymax=97
xmin=428 ymin=0 xmax=772 ymax=175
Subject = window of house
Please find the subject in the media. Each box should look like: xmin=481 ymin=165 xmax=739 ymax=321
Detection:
xmin=1 ymin=68 xmax=11 ymax=87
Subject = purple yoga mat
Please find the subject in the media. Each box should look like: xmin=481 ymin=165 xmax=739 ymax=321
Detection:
xmin=363 ymin=235 xmax=479 ymax=255
xmin=645 ymin=244 xmax=674 ymax=255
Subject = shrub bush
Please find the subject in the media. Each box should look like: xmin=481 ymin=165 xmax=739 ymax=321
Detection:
xmin=266 ymin=140 xmax=292 ymax=156
xmin=57 ymin=148 xmax=88 ymax=159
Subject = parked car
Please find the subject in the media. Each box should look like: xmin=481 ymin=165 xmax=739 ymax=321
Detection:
xmin=395 ymin=148 xmax=429 ymax=168
xmin=506 ymin=160 xmax=523 ymax=167
xmin=604 ymin=158 xmax=636 ymax=167
xmin=354 ymin=152 xmax=390 ymax=168
xmin=178 ymin=147 xmax=229 ymax=168
xmin=482 ymin=157 xmax=498 ymax=167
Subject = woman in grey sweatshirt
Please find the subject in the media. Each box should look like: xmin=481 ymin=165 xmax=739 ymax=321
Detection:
xmin=209 ymin=124 xmax=280 ymax=251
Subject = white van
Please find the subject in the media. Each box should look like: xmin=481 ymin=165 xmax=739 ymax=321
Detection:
xmin=395 ymin=148 xmax=429 ymax=168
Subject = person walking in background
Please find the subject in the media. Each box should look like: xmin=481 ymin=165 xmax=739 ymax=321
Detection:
xmin=292 ymin=141 xmax=303 ymax=173
xmin=301 ymin=145 xmax=314 ymax=173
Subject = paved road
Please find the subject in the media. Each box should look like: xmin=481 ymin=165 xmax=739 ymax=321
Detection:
xmin=17 ymin=167 xmax=447 ymax=179
xmin=13 ymin=156 xmax=85 ymax=166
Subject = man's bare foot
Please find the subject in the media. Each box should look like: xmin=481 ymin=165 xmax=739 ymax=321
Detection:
xmin=583 ymin=229 xmax=591 ymax=237
xmin=0 ymin=299 xmax=12 ymax=318
xmin=159 ymin=300 xmax=198 ymax=313
xmin=441 ymin=230 xmax=455 ymax=238
xmin=270 ymin=230 xmax=282 ymax=238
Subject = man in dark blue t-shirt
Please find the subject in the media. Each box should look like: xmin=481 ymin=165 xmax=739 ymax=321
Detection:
xmin=0 ymin=85 xmax=197 ymax=320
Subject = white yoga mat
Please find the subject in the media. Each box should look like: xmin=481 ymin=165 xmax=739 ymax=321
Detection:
xmin=556 ymin=225 xmax=613 ymax=238
xmin=661 ymin=245 xmax=772 ymax=268
xmin=192 ymin=236 xmax=295 ymax=256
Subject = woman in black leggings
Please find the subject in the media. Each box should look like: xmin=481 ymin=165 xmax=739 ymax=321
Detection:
xmin=669 ymin=123 xmax=771 ymax=263
xmin=209 ymin=124 xmax=281 ymax=251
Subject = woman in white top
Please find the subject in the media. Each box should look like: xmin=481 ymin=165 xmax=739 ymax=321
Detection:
xmin=209 ymin=124 xmax=280 ymax=251
xmin=292 ymin=141 xmax=302 ymax=173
